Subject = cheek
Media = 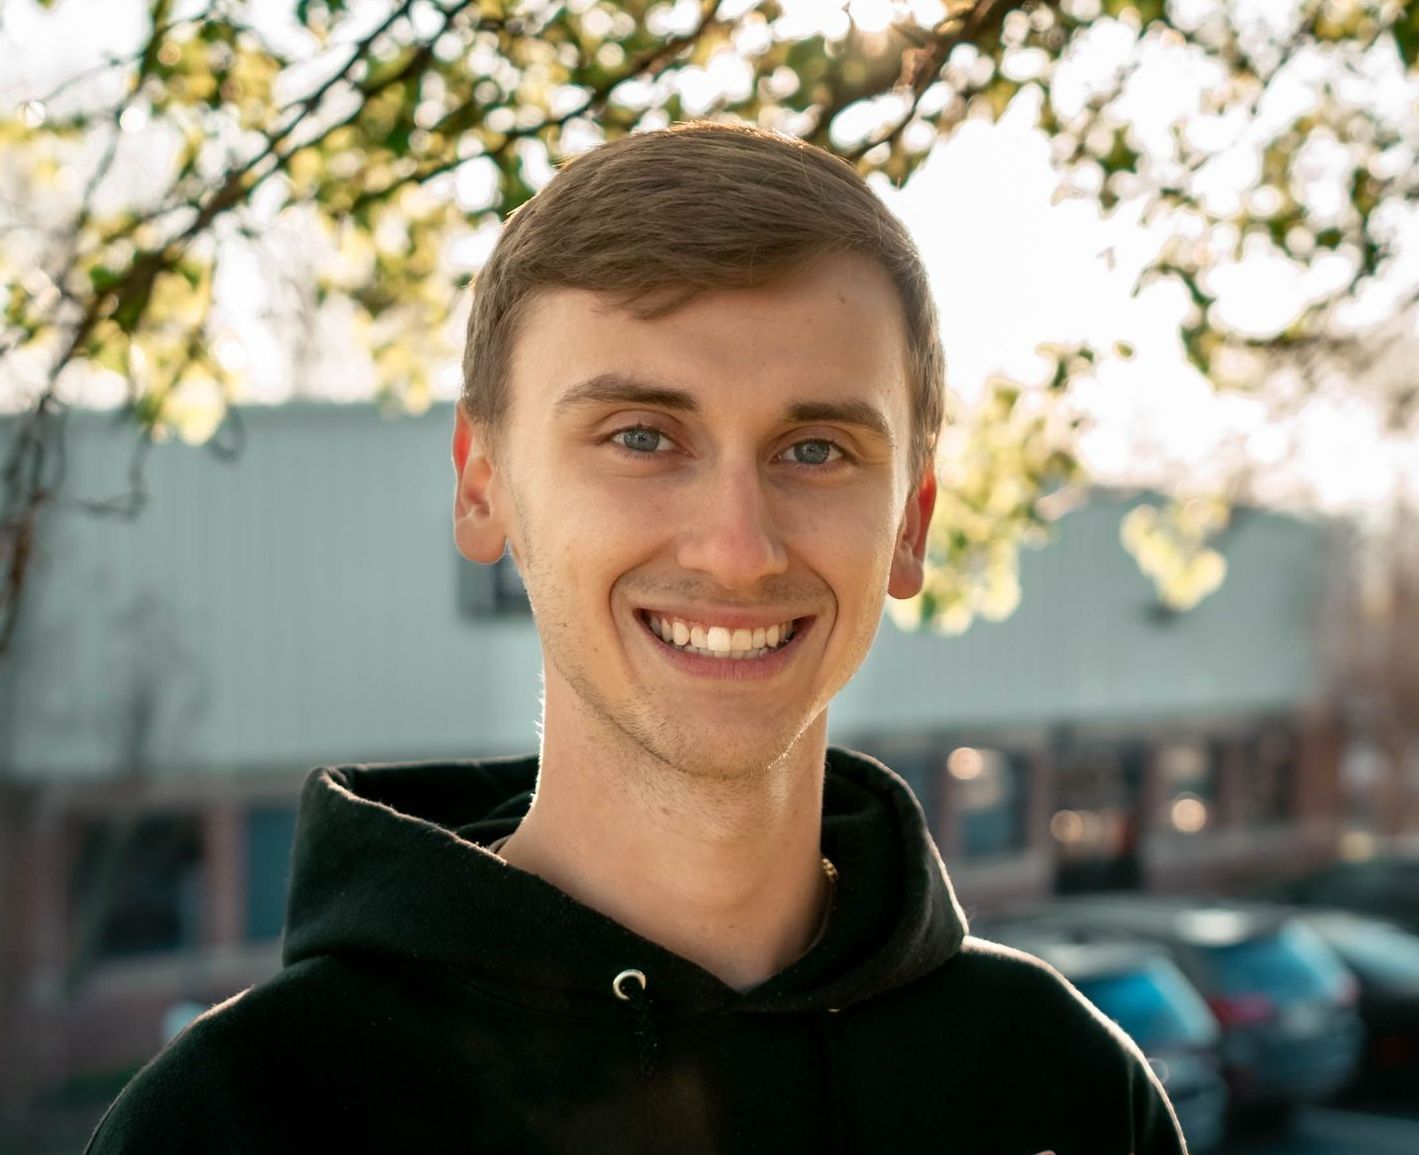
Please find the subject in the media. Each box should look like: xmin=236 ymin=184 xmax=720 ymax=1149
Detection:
xmin=517 ymin=454 xmax=631 ymax=538
xmin=783 ymin=487 xmax=899 ymax=564
xmin=833 ymin=503 xmax=907 ymax=617
xmin=523 ymin=473 xmax=669 ymax=602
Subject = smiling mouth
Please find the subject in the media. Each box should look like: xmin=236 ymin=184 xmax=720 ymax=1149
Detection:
xmin=637 ymin=610 xmax=802 ymax=660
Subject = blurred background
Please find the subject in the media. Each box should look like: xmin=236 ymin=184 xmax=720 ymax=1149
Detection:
xmin=3 ymin=0 xmax=1419 ymax=1151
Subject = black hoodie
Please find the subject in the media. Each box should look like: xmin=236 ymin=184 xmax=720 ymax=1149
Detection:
xmin=86 ymin=749 xmax=1187 ymax=1154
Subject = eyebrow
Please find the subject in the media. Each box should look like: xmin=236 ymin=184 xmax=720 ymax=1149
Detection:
xmin=553 ymin=372 xmax=895 ymax=444
xmin=783 ymin=399 xmax=894 ymax=445
xmin=553 ymin=373 xmax=698 ymax=415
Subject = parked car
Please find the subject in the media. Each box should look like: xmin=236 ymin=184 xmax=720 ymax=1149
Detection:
xmin=986 ymin=931 xmax=1228 ymax=1152
xmin=984 ymin=897 xmax=1364 ymax=1120
xmin=1298 ymin=910 xmax=1419 ymax=1098
xmin=1259 ymin=849 xmax=1419 ymax=935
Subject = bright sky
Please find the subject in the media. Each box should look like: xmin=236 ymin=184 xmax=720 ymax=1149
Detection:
xmin=3 ymin=0 xmax=1418 ymax=517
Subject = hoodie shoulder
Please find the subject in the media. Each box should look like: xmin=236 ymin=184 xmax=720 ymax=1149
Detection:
xmin=84 ymin=983 xmax=264 ymax=1154
xmin=954 ymin=934 xmax=1133 ymax=1023
xmin=946 ymin=936 xmax=1150 ymax=1056
xmin=85 ymin=955 xmax=438 ymax=1154
xmin=892 ymin=936 xmax=1188 ymax=1155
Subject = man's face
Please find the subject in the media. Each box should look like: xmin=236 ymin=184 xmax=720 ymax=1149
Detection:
xmin=454 ymin=252 xmax=935 ymax=779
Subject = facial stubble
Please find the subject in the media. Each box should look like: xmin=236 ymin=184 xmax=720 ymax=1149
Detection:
xmin=510 ymin=494 xmax=887 ymax=786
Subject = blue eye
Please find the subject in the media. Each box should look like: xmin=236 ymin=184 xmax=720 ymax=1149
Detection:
xmin=788 ymin=440 xmax=841 ymax=466
xmin=616 ymin=427 xmax=665 ymax=454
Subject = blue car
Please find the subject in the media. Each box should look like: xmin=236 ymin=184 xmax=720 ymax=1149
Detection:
xmin=984 ymin=897 xmax=1365 ymax=1122
xmin=985 ymin=932 xmax=1228 ymax=1152
xmin=1299 ymin=909 xmax=1419 ymax=1098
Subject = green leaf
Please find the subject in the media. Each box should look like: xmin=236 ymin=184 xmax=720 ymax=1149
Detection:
xmin=785 ymin=37 xmax=829 ymax=86
xmin=1098 ymin=129 xmax=1139 ymax=176
xmin=175 ymin=259 xmax=204 ymax=289
xmin=111 ymin=269 xmax=157 ymax=334
xmin=1394 ymin=6 xmax=1419 ymax=69
xmin=88 ymin=266 xmax=122 ymax=293
xmin=1102 ymin=0 xmax=1166 ymax=25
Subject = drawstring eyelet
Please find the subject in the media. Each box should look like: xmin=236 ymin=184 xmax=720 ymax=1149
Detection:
xmin=613 ymin=968 xmax=647 ymax=1002
xmin=613 ymin=968 xmax=659 ymax=1082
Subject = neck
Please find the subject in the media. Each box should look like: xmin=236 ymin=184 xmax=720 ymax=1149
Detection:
xmin=499 ymin=699 xmax=832 ymax=992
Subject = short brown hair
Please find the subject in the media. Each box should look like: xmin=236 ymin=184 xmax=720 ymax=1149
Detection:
xmin=462 ymin=121 xmax=944 ymax=478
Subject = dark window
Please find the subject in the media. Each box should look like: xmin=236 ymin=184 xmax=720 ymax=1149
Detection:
xmin=1051 ymin=742 xmax=1145 ymax=892
xmin=246 ymin=807 xmax=298 ymax=940
xmin=1240 ymin=725 xmax=1296 ymax=824
xmin=457 ymin=549 xmax=531 ymax=616
xmin=951 ymin=746 xmax=1027 ymax=859
xmin=1157 ymin=739 xmax=1218 ymax=835
xmin=491 ymin=552 xmax=529 ymax=607
xmin=69 ymin=813 xmax=202 ymax=964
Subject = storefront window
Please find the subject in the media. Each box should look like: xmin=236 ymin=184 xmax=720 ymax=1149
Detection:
xmin=246 ymin=806 xmax=298 ymax=940
xmin=950 ymin=746 xmax=1026 ymax=859
xmin=1240 ymin=725 xmax=1296 ymax=824
xmin=69 ymin=813 xmax=202 ymax=964
xmin=1051 ymin=742 xmax=1145 ymax=892
xmin=1158 ymin=740 xmax=1217 ymax=835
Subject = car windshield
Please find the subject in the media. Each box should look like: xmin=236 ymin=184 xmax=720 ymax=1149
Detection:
xmin=1202 ymin=921 xmax=1352 ymax=1001
xmin=1073 ymin=959 xmax=1219 ymax=1050
xmin=1311 ymin=918 xmax=1419 ymax=988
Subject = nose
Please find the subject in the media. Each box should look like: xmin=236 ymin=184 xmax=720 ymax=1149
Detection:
xmin=674 ymin=461 xmax=789 ymax=590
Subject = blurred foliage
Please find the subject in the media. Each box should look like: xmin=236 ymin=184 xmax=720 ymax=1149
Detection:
xmin=2 ymin=0 xmax=1418 ymax=648
xmin=1119 ymin=494 xmax=1229 ymax=611
xmin=892 ymin=343 xmax=1094 ymax=632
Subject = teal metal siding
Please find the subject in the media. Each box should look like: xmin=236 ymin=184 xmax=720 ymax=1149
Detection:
xmin=844 ymin=495 xmax=1323 ymax=731
xmin=0 ymin=404 xmax=1326 ymax=779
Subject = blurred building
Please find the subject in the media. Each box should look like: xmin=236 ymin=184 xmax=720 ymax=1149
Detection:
xmin=0 ymin=402 xmax=1345 ymax=1126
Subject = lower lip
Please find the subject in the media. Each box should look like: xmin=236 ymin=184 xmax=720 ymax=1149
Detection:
xmin=635 ymin=613 xmax=813 ymax=681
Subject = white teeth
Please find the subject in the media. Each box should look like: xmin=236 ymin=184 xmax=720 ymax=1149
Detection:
xmin=647 ymin=614 xmax=797 ymax=658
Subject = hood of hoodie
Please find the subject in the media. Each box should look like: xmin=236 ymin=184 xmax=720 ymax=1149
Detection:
xmin=282 ymin=747 xmax=967 ymax=1019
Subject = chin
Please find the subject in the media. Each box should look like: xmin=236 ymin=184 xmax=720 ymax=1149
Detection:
xmin=626 ymin=714 xmax=820 ymax=783
xmin=553 ymin=653 xmax=826 ymax=779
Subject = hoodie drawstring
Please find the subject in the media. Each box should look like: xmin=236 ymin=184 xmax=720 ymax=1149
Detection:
xmin=613 ymin=968 xmax=660 ymax=1079
xmin=614 ymin=968 xmax=660 ymax=1155
xmin=821 ymin=1009 xmax=847 ymax=1155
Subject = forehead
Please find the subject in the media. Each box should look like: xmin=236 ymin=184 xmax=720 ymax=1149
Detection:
xmin=505 ymin=253 xmax=911 ymax=428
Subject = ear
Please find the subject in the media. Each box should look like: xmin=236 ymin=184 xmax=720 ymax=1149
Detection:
xmin=452 ymin=401 xmax=510 ymax=565
xmin=887 ymin=464 xmax=936 ymax=600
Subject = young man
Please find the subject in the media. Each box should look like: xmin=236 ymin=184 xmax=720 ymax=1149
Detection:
xmin=87 ymin=123 xmax=1187 ymax=1154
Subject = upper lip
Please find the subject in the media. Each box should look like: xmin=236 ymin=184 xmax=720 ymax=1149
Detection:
xmin=636 ymin=607 xmax=810 ymax=631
